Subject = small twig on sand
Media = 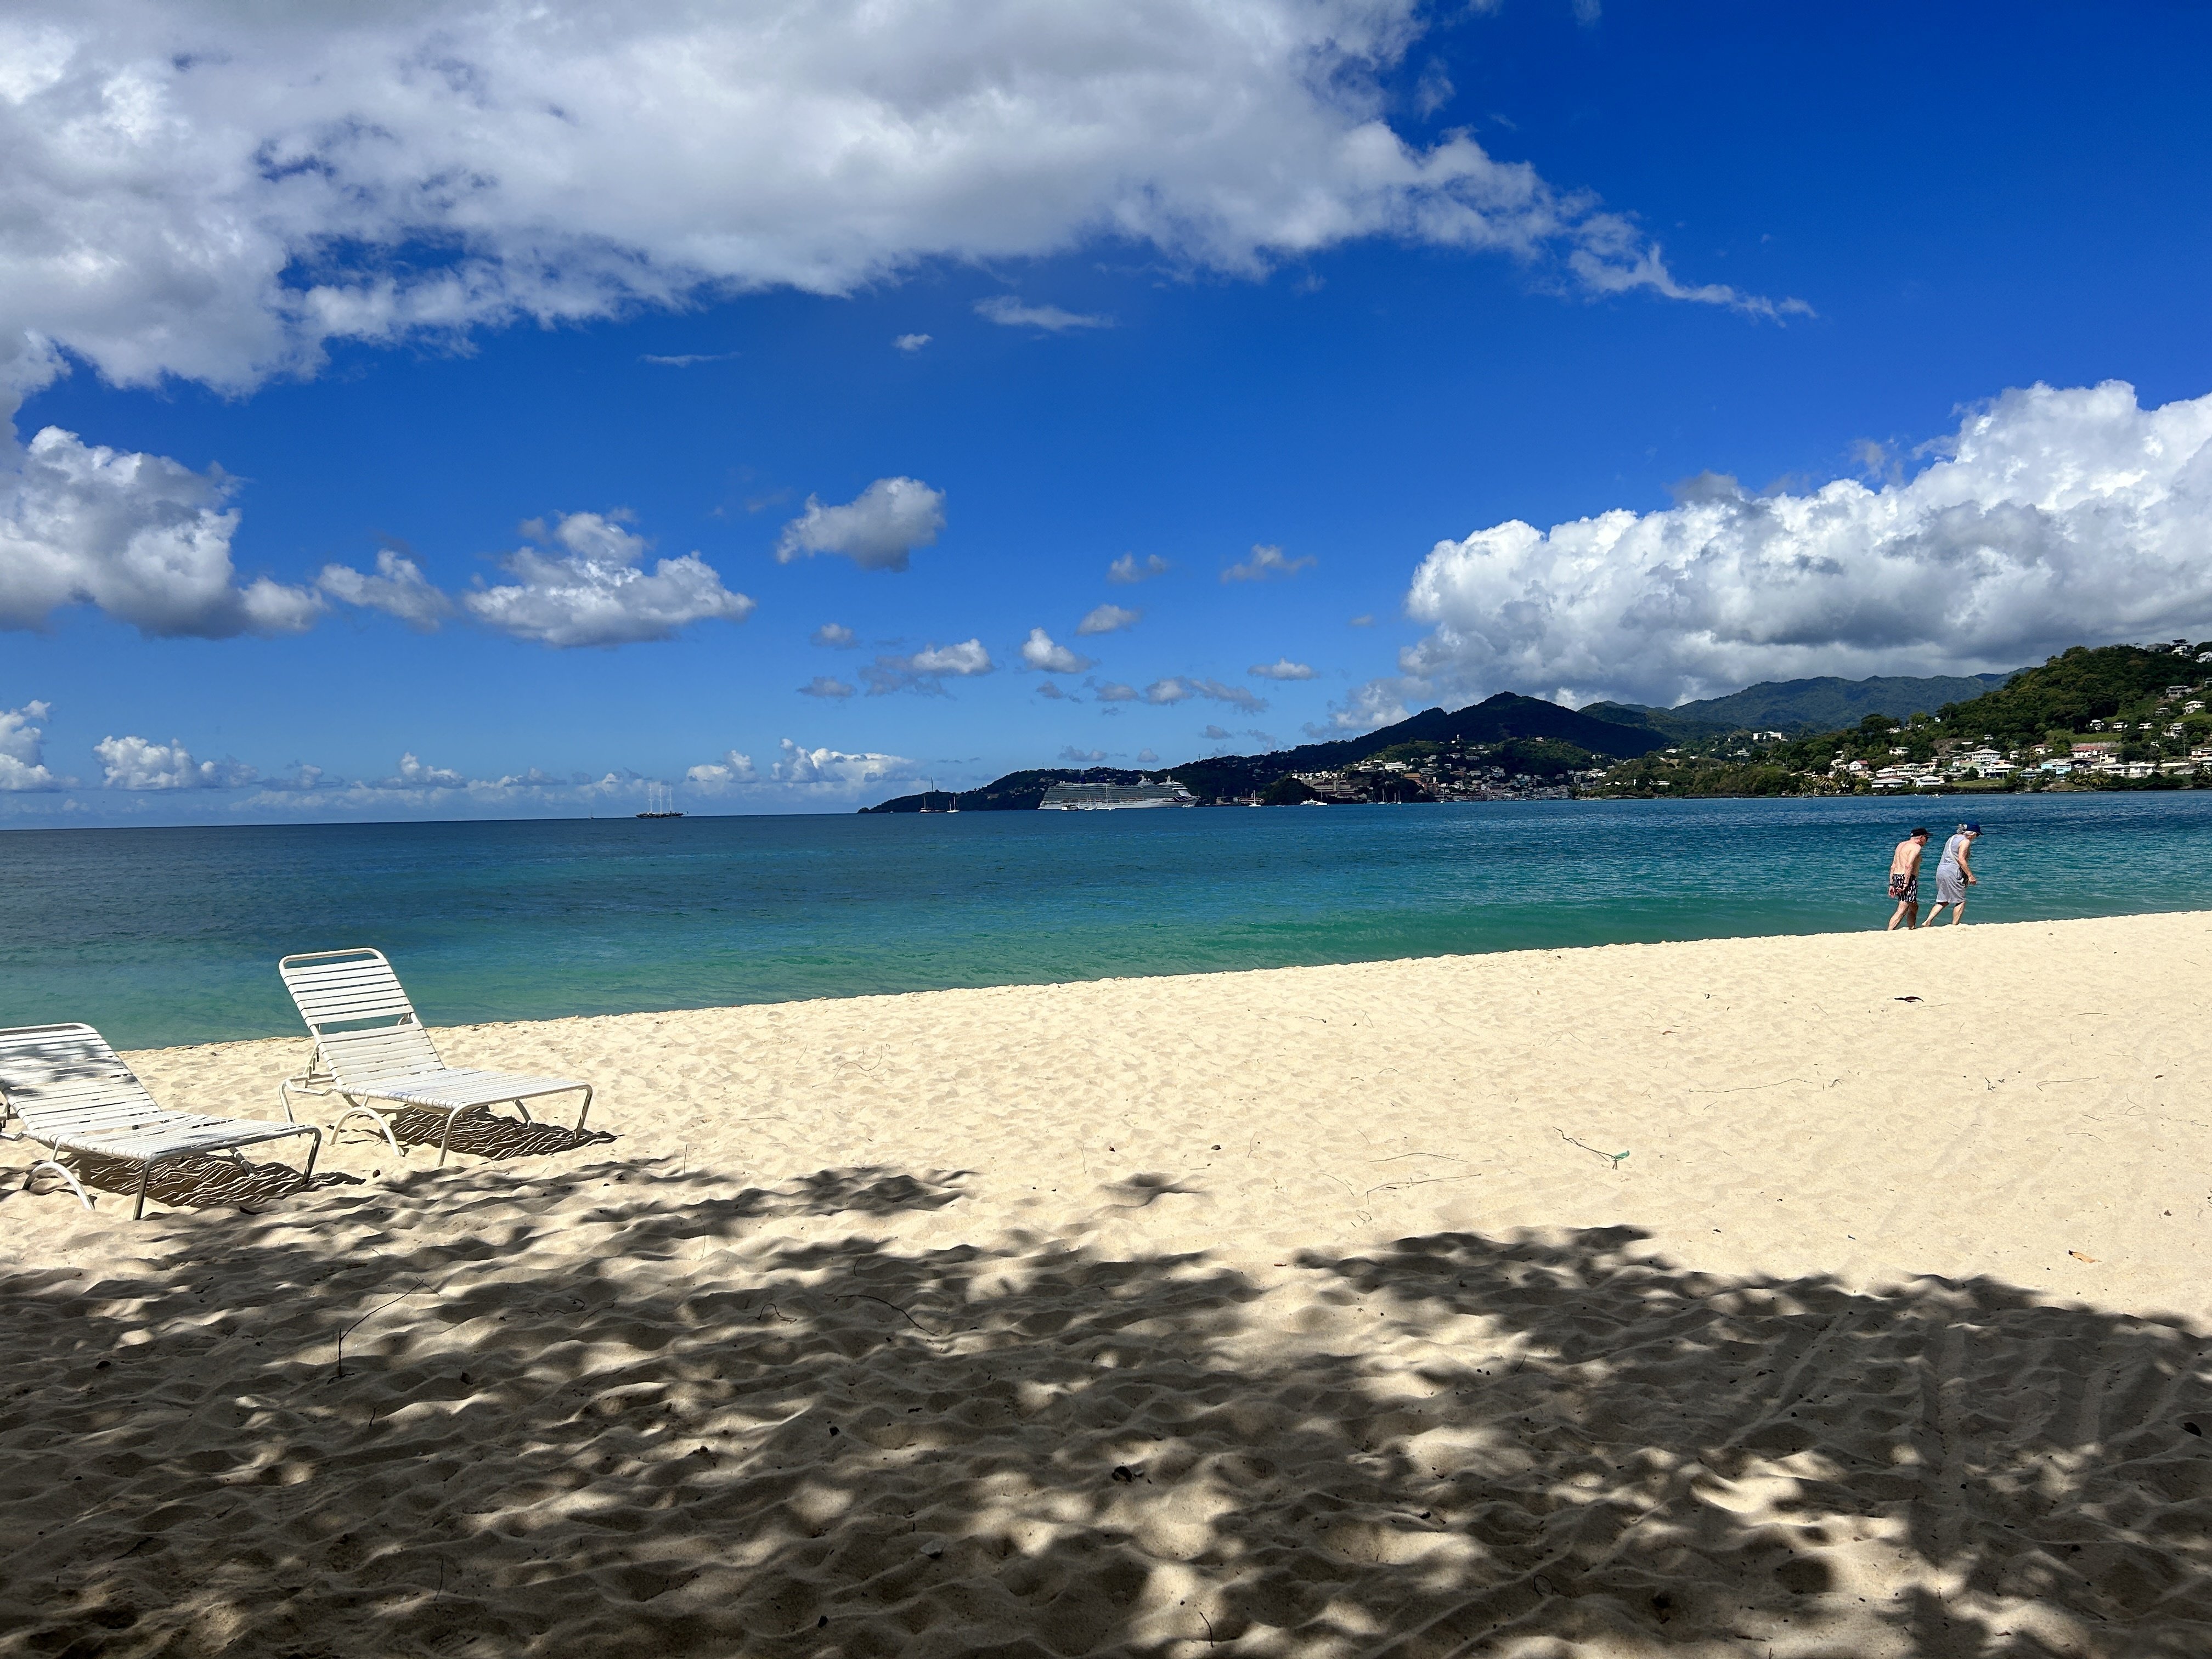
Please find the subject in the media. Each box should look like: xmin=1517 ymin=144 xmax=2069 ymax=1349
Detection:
xmin=332 ymin=1279 xmax=424 ymax=1380
xmin=843 ymin=1294 xmax=950 ymax=1339
xmin=1554 ymin=1129 xmax=1629 ymax=1168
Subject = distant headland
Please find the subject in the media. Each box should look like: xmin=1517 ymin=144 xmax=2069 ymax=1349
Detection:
xmin=862 ymin=642 xmax=2212 ymax=811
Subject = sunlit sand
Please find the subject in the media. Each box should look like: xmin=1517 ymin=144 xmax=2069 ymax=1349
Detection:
xmin=5 ymin=913 xmax=2208 ymax=1654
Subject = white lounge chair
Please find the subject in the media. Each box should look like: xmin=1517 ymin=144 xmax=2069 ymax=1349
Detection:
xmin=0 ymin=1023 xmax=321 ymax=1219
xmin=277 ymin=947 xmax=594 ymax=1165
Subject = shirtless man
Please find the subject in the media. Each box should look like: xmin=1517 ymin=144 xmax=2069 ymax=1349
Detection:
xmin=1886 ymin=827 xmax=1930 ymax=930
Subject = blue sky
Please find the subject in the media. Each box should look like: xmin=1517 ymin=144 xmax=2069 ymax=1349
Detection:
xmin=5 ymin=1 xmax=2212 ymax=822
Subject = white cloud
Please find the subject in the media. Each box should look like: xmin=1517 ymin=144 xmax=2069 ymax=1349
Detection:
xmin=812 ymin=622 xmax=859 ymax=647
xmin=1059 ymin=746 xmax=1108 ymax=763
xmin=316 ymin=547 xmax=452 ymax=630
xmin=862 ymin=637 xmax=995 ymax=695
xmin=1249 ymin=657 xmax=1315 ymax=679
xmin=95 ymin=734 xmax=256 ymax=789
xmin=379 ymin=752 xmax=466 ymax=789
xmin=1203 ymin=724 xmax=1232 ymax=740
xmin=1076 ymin=603 xmax=1142 ymax=636
xmin=0 ymin=700 xmax=66 ymax=790
xmin=1223 ymin=543 xmax=1317 ymax=583
xmin=1137 ymin=748 xmax=1159 ymax=762
xmin=775 ymin=478 xmax=946 ymax=572
xmin=1108 ymin=554 xmax=1171 ymax=584
xmin=1020 ymin=627 xmax=1093 ymax=673
xmin=1092 ymin=680 xmax=1139 ymax=702
xmin=640 ymin=351 xmax=739 ymax=366
xmin=799 ymin=675 xmax=856 ymax=699
xmin=1309 ymin=679 xmax=1416 ymax=735
xmin=893 ymin=334 xmax=932 ymax=353
xmin=1 ymin=426 xmax=318 ymax=637
xmin=1348 ymin=613 xmax=1375 ymax=627
xmin=1402 ymin=380 xmax=2212 ymax=707
xmin=0 ymin=0 xmax=1794 ymax=403
xmin=772 ymin=738 xmax=919 ymax=791
xmin=1147 ymin=676 xmax=1268 ymax=712
xmin=685 ymin=751 xmax=759 ymax=790
xmin=461 ymin=511 xmax=754 ymax=648
xmin=1036 ymin=681 xmax=1076 ymax=700
xmin=975 ymin=296 xmax=1113 ymax=332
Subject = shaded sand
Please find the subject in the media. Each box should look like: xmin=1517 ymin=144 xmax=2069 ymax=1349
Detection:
xmin=4 ymin=912 xmax=2211 ymax=1656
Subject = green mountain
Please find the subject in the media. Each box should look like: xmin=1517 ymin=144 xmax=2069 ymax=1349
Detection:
xmin=1585 ymin=671 xmax=2019 ymax=738
xmin=1929 ymin=642 xmax=2210 ymax=743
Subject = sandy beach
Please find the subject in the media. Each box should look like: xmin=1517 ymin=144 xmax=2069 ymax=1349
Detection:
xmin=4 ymin=912 xmax=2209 ymax=1656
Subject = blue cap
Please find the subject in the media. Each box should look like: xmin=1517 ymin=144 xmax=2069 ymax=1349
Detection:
xmin=1963 ymin=821 xmax=1982 ymax=833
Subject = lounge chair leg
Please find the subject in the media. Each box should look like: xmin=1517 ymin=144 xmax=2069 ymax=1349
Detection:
xmin=511 ymin=1098 xmax=533 ymax=1124
xmin=133 ymin=1157 xmax=156 ymax=1221
xmin=334 ymin=1102 xmax=402 ymax=1155
xmin=301 ymin=1127 xmax=323 ymax=1183
xmin=26 ymin=1157 xmax=93 ymax=1211
xmin=438 ymin=1109 xmax=460 ymax=1167
xmin=575 ymin=1086 xmax=593 ymax=1133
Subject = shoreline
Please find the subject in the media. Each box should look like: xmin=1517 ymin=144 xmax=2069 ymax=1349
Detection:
xmin=7 ymin=912 xmax=2209 ymax=1653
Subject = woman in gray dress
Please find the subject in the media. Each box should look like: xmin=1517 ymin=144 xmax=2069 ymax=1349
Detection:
xmin=1929 ymin=822 xmax=1980 ymax=924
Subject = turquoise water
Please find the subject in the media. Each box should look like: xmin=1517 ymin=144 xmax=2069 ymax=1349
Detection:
xmin=4 ymin=793 xmax=2210 ymax=1051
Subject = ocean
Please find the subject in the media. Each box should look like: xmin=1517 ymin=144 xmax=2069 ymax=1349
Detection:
xmin=4 ymin=792 xmax=2209 ymax=1051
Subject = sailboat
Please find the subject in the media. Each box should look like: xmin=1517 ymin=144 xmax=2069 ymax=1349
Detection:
xmin=636 ymin=782 xmax=685 ymax=820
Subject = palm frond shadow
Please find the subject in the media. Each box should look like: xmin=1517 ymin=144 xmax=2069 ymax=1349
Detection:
xmin=3 ymin=1174 xmax=2205 ymax=1657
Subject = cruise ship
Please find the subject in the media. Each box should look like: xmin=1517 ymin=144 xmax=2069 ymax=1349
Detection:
xmin=1037 ymin=780 xmax=1198 ymax=810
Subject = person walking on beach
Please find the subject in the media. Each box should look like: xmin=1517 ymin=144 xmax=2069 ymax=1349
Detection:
xmin=1887 ymin=827 xmax=1930 ymax=930
xmin=1928 ymin=822 xmax=1981 ymax=925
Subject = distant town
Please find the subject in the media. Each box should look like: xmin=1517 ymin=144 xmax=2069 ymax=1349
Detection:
xmin=865 ymin=641 xmax=2212 ymax=812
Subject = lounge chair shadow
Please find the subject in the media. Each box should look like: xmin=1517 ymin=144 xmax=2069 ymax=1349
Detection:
xmin=362 ymin=1105 xmax=617 ymax=1163
xmin=13 ymin=1148 xmax=356 ymax=1215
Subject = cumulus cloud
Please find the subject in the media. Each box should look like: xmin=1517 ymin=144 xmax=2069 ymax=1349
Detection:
xmin=1 ymin=426 xmax=318 ymax=637
xmin=893 ymin=334 xmax=932 ymax=353
xmin=0 ymin=0 xmax=1794 ymax=403
xmin=459 ymin=511 xmax=754 ymax=648
xmin=95 ymin=734 xmax=256 ymax=789
xmin=1147 ymin=676 xmax=1268 ymax=712
xmin=975 ymin=296 xmax=1112 ymax=331
xmin=772 ymin=739 xmax=919 ymax=791
xmin=685 ymin=751 xmax=759 ymax=790
xmin=1076 ymin=603 xmax=1142 ymax=636
xmin=1020 ymin=628 xmax=1093 ymax=673
xmin=1401 ymin=380 xmax=2212 ymax=707
xmin=1249 ymin=657 xmax=1316 ymax=679
xmin=1223 ymin=544 xmax=1317 ymax=583
xmin=775 ymin=478 xmax=946 ymax=572
xmin=799 ymin=676 xmax=856 ymax=699
xmin=862 ymin=637 xmax=994 ymax=695
xmin=1108 ymin=554 xmax=1171 ymax=584
xmin=1058 ymin=746 xmax=1109 ymax=763
xmin=1308 ymin=679 xmax=1417 ymax=736
xmin=0 ymin=701 xmax=66 ymax=790
xmin=1203 ymin=724 xmax=1233 ymax=740
xmin=1036 ymin=681 xmax=1076 ymax=701
xmin=812 ymin=623 xmax=859 ymax=647
xmin=316 ymin=546 xmax=452 ymax=630
xmin=1092 ymin=681 xmax=1139 ymax=702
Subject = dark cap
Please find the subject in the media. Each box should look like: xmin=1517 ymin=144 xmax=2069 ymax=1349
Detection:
xmin=1910 ymin=826 xmax=1931 ymax=836
xmin=1962 ymin=821 xmax=1982 ymax=833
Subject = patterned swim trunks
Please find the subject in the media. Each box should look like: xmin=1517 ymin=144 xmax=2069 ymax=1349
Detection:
xmin=1888 ymin=872 xmax=1918 ymax=902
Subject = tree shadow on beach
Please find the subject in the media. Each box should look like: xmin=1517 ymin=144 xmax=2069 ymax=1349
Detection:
xmin=2 ymin=1166 xmax=2206 ymax=1658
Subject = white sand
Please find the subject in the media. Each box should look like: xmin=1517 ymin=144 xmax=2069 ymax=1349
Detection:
xmin=4 ymin=912 xmax=2209 ymax=1656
